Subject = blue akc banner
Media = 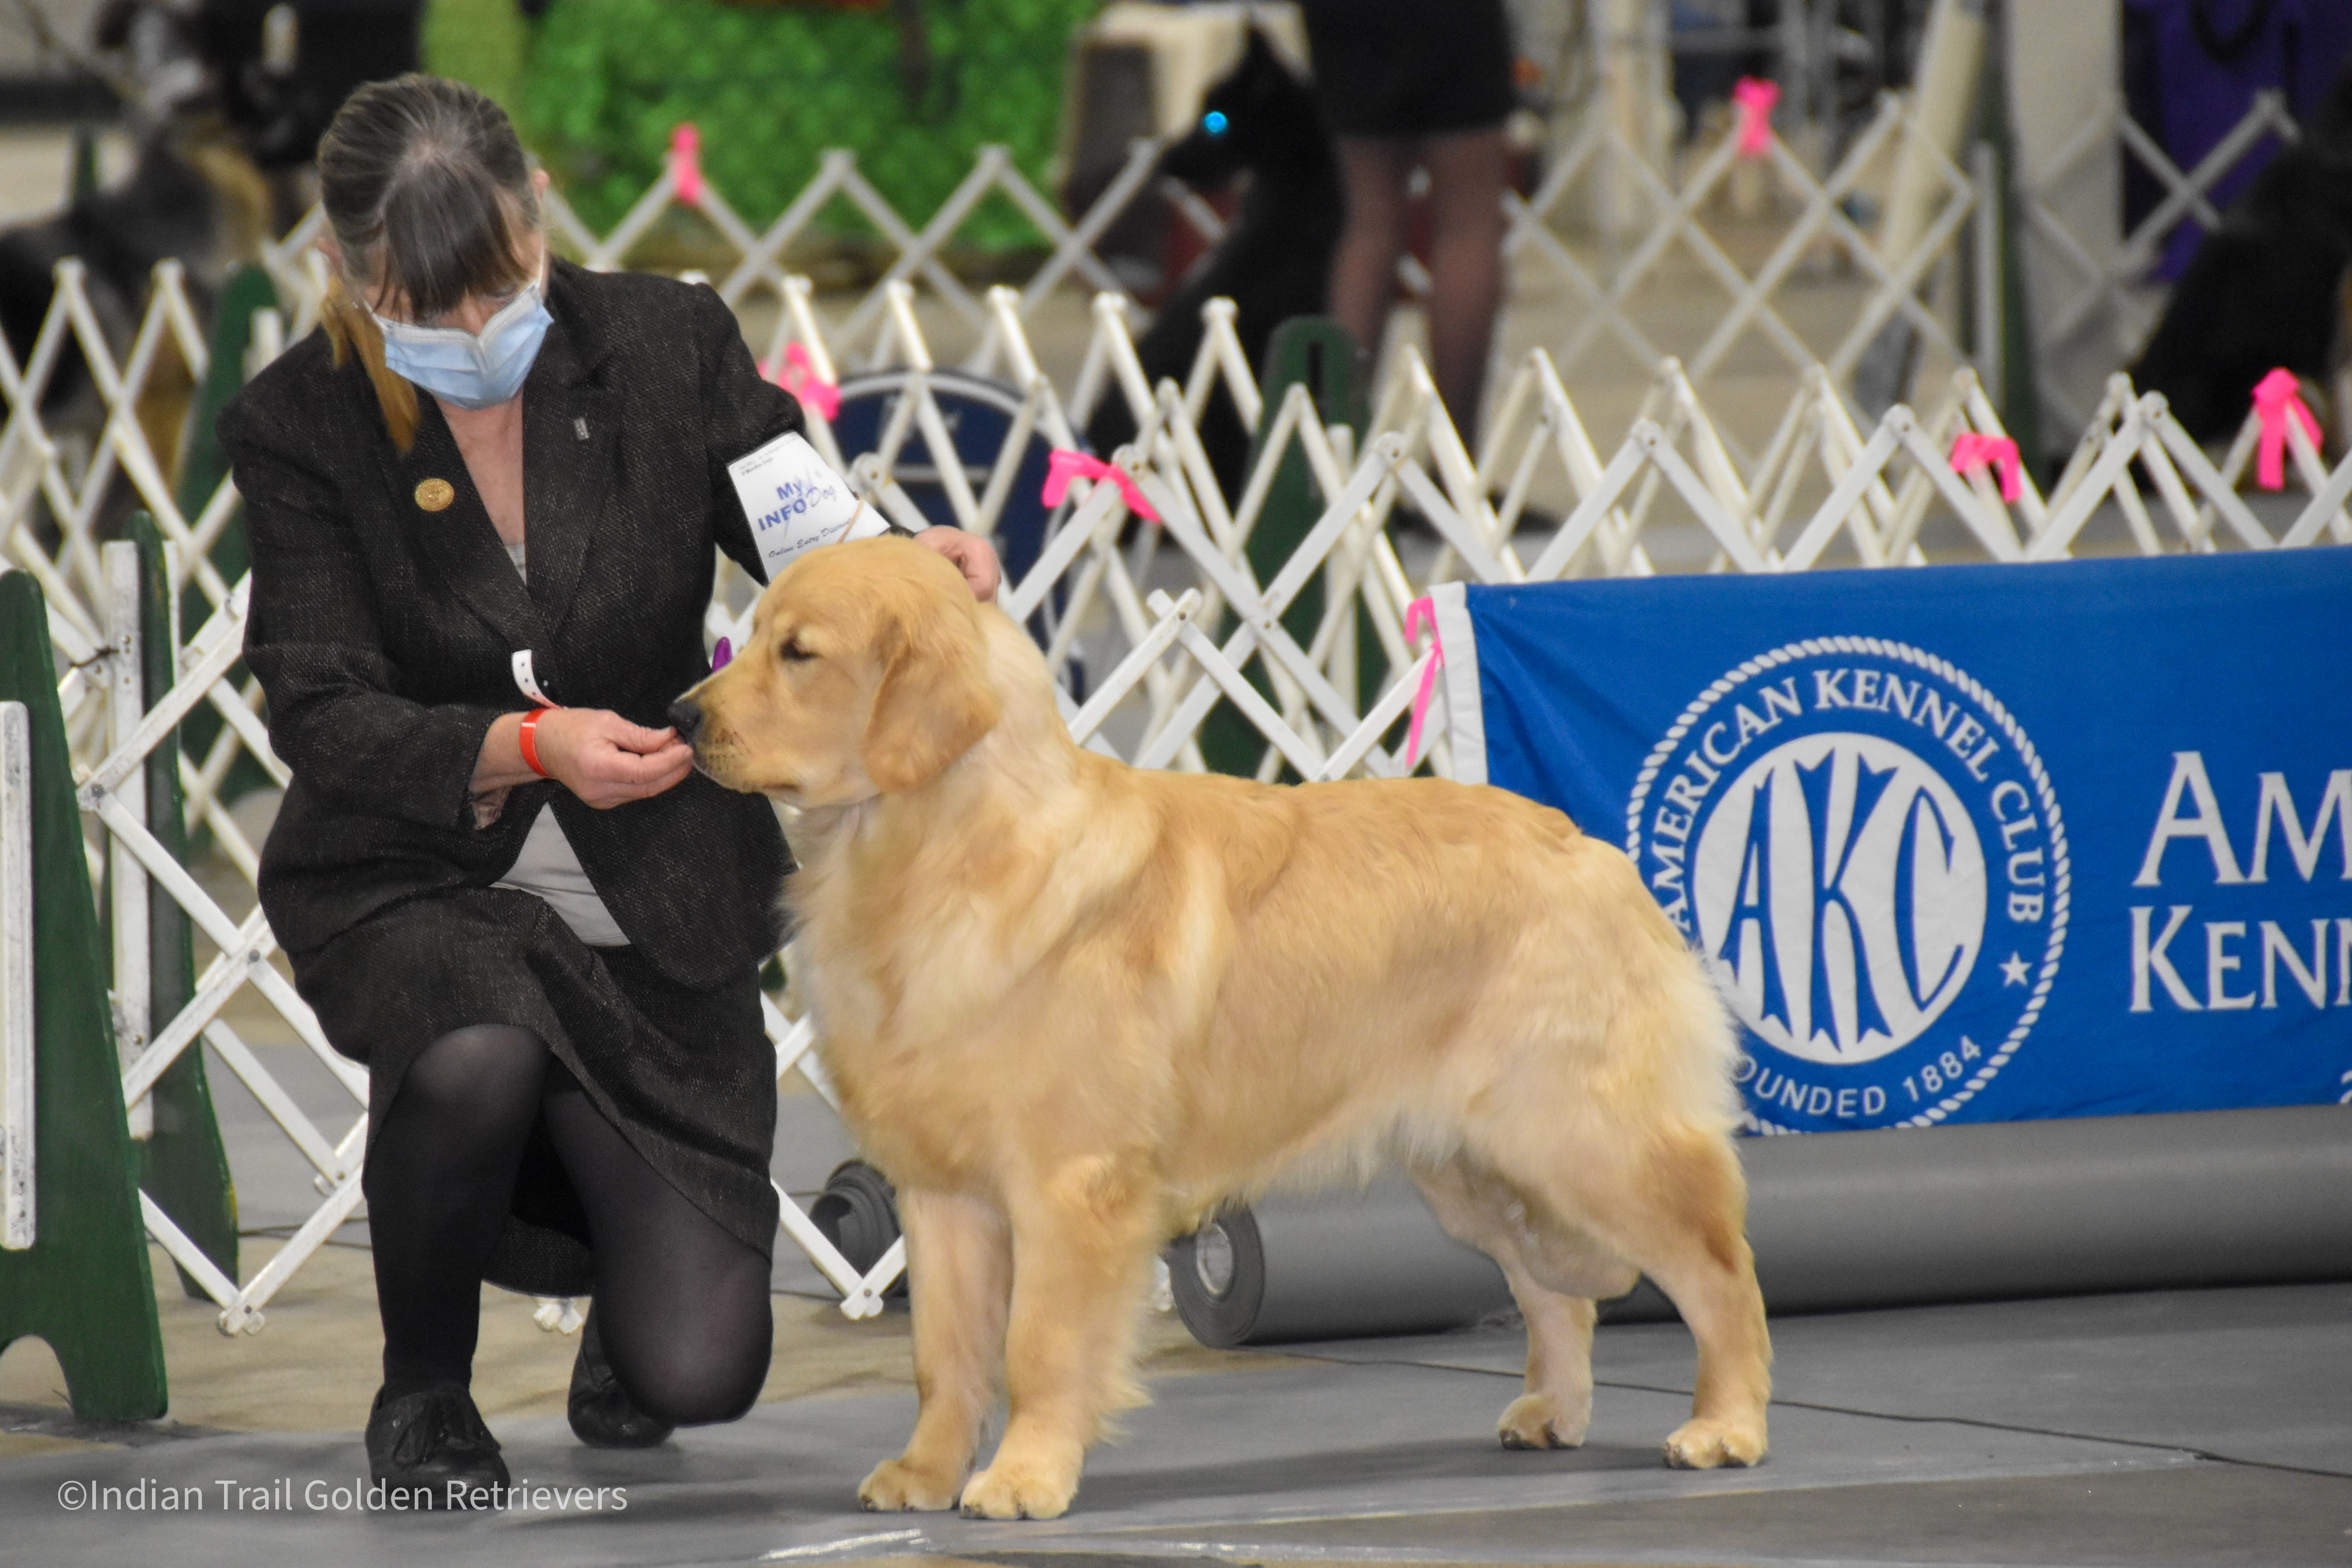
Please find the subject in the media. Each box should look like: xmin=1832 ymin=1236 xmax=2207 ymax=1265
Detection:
xmin=1433 ymin=548 xmax=2352 ymax=1132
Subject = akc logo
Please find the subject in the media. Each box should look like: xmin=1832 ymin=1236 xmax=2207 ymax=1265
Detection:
xmin=1627 ymin=637 xmax=2069 ymax=1132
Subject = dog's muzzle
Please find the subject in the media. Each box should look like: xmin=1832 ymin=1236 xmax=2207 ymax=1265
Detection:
xmin=668 ymin=695 xmax=706 ymax=747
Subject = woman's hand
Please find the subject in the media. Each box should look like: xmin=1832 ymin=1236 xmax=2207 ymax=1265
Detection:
xmin=537 ymin=709 xmax=695 ymax=807
xmin=471 ymin=708 xmax=693 ymax=809
xmin=915 ymin=526 xmax=1001 ymax=603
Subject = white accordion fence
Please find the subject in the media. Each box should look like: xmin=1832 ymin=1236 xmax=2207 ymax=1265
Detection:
xmin=2017 ymin=87 xmax=2307 ymax=435
xmin=3 ymin=120 xmax=2348 ymax=1333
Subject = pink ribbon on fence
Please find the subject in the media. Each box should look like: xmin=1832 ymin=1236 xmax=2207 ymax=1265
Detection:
xmin=2251 ymin=368 xmax=2320 ymax=492
xmin=1732 ymin=78 xmax=1780 ymax=159
xmin=1403 ymin=596 xmax=1445 ymax=769
xmin=766 ymin=341 xmax=840 ymax=422
xmin=1949 ymin=431 xmax=2022 ymax=503
xmin=1041 ymin=449 xmax=1161 ymax=523
xmin=669 ymin=123 xmax=705 ymax=209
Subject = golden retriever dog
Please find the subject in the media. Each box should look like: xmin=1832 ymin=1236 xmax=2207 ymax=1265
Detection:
xmin=673 ymin=536 xmax=1771 ymax=1521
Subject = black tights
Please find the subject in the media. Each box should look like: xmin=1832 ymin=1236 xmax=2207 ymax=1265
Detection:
xmin=1327 ymin=128 xmax=1508 ymax=443
xmin=362 ymin=1024 xmax=772 ymax=1426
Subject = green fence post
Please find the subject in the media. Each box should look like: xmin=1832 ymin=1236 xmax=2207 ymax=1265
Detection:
xmin=69 ymin=126 xmax=99 ymax=203
xmin=1199 ymin=318 xmax=1372 ymax=779
xmin=128 ymin=514 xmax=238 ymax=1298
xmin=171 ymin=265 xmax=274 ymax=809
xmin=0 ymin=571 xmax=169 ymax=1421
xmin=174 ymin=264 xmax=275 ymax=569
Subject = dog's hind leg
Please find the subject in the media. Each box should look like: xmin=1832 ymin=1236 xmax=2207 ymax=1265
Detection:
xmin=956 ymin=1153 xmax=1159 ymax=1522
xmin=1413 ymin=1157 xmax=1635 ymax=1450
xmin=1640 ymin=1133 xmax=1773 ymax=1470
xmin=860 ymin=1189 xmax=1011 ymax=1513
xmin=1495 ymin=1125 xmax=1771 ymax=1470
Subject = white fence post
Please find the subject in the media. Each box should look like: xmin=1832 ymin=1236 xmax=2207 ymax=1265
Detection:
xmin=1 ymin=699 xmax=32 ymax=1249
xmin=101 ymin=541 xmax=150 ymax=1141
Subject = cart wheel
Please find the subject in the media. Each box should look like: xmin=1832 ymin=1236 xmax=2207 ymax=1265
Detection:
xmin=1167 ymin=1207 xmax=1267 ymax=1347
xmin=810 ymin=1160 xmax=908 ymax=1298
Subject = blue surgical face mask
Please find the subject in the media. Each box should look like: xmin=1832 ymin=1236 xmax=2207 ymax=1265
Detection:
xmin=369 ymin=268 xmax=553 ymax=411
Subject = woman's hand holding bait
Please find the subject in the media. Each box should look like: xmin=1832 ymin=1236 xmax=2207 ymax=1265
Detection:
xmin=473 ymin=708 xmax=692 ymax=809
xmin=531 ymin=709 xmax=695 ymax=807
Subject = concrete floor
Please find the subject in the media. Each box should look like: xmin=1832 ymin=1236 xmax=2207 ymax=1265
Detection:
xmin=3 ymin=1278 xmax=2346 ymax=1567
xmin=9 ymin=1031 xmax=2347 ymax=1565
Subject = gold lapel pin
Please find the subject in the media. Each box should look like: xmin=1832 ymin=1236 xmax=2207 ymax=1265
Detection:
xmin=415 ymin=478 xmax=456 ymax=512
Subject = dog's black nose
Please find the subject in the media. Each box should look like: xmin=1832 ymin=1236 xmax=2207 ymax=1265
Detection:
xmin=668 ymin=696 xmax=704 ymax=744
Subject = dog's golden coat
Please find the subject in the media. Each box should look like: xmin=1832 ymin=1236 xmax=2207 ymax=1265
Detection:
xmin=682 ymin=538 xmax=1771 ymax=1520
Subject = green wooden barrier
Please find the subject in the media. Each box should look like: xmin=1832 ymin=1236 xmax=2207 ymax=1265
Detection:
xmin=1199 ymin=318 xmax=1377 ymax=779
xmin=0 ymin=570 xmax=169 ymax=1421
xmin=69 ymin=127 xmax=99 ymax=204
xmin=127 ymin=515 xmax=238 ymax=1298
xmin=174 ymin=264 xmax=275 ymax=570
xmin=172 ymin=265 xmax=275 ymax=811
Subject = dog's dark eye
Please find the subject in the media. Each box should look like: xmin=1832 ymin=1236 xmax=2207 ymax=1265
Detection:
xmin=780 ymin=637 xmax=816 ymax=663
xmin=1202 ymin=110 xmax=1229 ymax=137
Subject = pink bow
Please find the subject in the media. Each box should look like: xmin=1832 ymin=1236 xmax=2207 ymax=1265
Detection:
xmin=669 ymin=123 xmax=705 ymax=210
xmin=1041 ymin=449 xmax=1161 ymax=523
xmin=1733 ymin=78 xmax=1780 ymax=160
xmin=1403 ymin=596 xmax=1445 ymax=769
xmin=1949 ymin=432 xmax=2023 ymax=503
xmin=2251 ymin=368 xmax=2320 ymax=492
xmin=766 ymin=341 xmax=840 ymax=422
xmin=711 ymin=636 xmax=732 ymax=672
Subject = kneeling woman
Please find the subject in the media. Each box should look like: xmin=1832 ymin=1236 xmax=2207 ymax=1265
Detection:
xmin=221 ymin=75 xmax=998 ymax=1497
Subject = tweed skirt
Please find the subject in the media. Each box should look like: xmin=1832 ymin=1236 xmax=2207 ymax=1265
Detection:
xmin=293 ymin=886 xmax=778 ymax=1298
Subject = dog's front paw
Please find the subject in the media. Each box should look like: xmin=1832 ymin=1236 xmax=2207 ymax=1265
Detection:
xmin=1497 ymin=1392 xmax=1590 ymax=1450
xmin=1662 ymin=1417 xmax=1766 ymax=1469
xmin=957 ymin=1455 xmax=1078 ymax=1521
xmin=859 ymin=1456 xmax=964 ymax=1512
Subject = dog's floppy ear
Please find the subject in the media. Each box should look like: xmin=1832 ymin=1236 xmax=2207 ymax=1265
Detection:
xmin=862 ymin=588 xmax=1001 ymax=794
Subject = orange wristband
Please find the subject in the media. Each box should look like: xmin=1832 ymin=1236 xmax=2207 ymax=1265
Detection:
xmin=518 ymin=707 xmax=554 ymax=778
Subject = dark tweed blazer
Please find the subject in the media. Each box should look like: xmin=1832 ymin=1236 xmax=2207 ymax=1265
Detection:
xmin=220 ymin=259 xmax=798 ymax=992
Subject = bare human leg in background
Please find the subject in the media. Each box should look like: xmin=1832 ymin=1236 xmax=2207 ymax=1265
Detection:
xmin=1328 ymin=126 xmax=1508 ymax=442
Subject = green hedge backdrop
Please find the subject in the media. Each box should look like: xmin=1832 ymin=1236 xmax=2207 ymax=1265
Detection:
xmin=428 ymin=0 xmax=1098 ymax=251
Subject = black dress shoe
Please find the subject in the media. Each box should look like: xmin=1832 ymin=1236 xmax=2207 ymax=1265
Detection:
xmin=365 ymin=1384 xmax=509 ymax=1509
xmin=568 ymin=1306 xmax=674 ymax=1449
